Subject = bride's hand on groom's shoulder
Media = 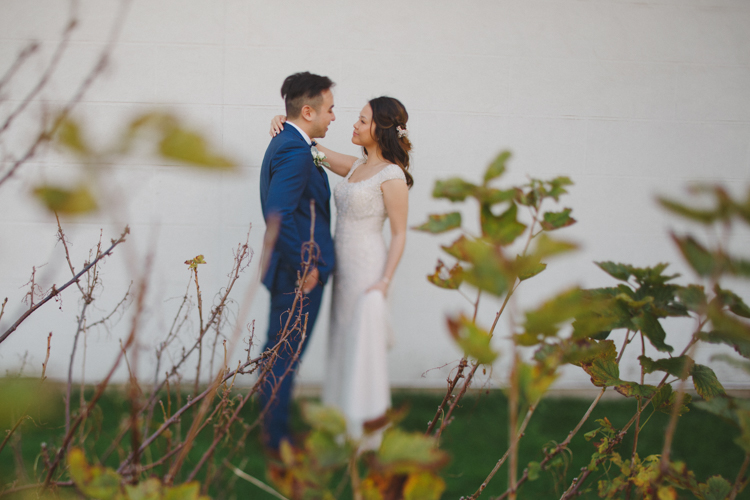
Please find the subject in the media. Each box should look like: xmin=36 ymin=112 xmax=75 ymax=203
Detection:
xmin=270 ymin=115 xmax=286 ymax=137
xmin=367 ymin=280 xmax=388 ymax=297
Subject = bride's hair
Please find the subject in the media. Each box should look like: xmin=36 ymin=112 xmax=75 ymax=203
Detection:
xmin=366 ymin=96 xmax=413 ymax=188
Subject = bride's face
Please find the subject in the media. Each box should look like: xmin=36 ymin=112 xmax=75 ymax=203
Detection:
xmin=352 ymin=104 xmax=377 ymax=148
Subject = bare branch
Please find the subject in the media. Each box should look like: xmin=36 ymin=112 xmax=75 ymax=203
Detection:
xmin=0 ymin=42 xmax=40 ymax=95
xmin=0 ymin=0 xmax=134 ymax=188
xmin=43 ymin=247 xmax=149 ymax=487
xmin=40 ymin=332 xmax=52 ymax=382
xmin=0 ymin=226 xmax=129 ymax=345
xmin=0 ymin=16 xmax=77 ymax=138
xmin=66 ymin=302 xmax=88 ymax=434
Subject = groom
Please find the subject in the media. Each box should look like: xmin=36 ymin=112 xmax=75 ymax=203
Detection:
xmin=259 ymin=72 xmax=336 ymax=451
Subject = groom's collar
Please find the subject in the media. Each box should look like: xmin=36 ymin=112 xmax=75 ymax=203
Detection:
xmin=286 ymin=121 xmax=312 ymax=146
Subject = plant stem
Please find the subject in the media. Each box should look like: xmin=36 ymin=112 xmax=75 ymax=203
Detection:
xmin=66 ymin=302 xmax=88 ymax=434
xmin=730 ymin=453 xmax=750 ymax=500
xmin=470 ymin=398 xmax=539 ymax=499
xmin=0 ymin=227 xmax=129 ymax=345
xmin=508 ymin=353 xmax=519 ymax=500
xmin=425 ymin=358 xmax=467 ymax=436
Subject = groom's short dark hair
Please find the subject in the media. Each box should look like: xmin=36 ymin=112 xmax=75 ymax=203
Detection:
xmin=281 ymin=72 xmax=334 ymax=119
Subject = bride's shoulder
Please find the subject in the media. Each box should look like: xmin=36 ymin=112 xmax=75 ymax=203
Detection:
xmin=379 ymin=164 xmax=407 ymax=183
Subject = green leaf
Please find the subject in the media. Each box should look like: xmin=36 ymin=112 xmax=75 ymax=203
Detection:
xmin=692 ymin=364 xmax=725 ymax=400
xmin=711 ymin=354 xmax=750 ymax=376
xmin=159 ymin=125 xmax=235 ymax=169
xmin=432 ymin=178 xmax=477 ymax=202
xmin=657 ymin=196 xmax=723 ymax=224
xmin=56 ymin=118 xmax=89 ymax=155
xmin=547 ymin=176 xmax=573 ymax=201
xmin=68 ymin=447 xmax=122 ymax=500
xmin=480 ymin=203 xmax=526 ymax=245
xmin=614 ymin=382 xmax=657 ymax=399
xmin=125 ymin=478 xmax=162 ymax=500
xmin=301 ymin=403 xmax=347 ymax=436
xmin=527 ymin=461 xmax=541 ymax=481
xmin=412 ymin=212 xmax=461 ymax=233
xmin=633 ymin=312 xmax=673 ymax=353
xmin=403 ymin=472 xmax=446 ymax=500
xmin=559 ymin=339 xmax=617 ymax=367
xmin=184 ymin=254 xmax=207 ymax=270
xmin=671 ymin=234 xmax=720 ymax=277
xmin=483 ymin=151 xmax=511 ymax=184
xmin=427 ymin=260 xmax=463 ymax=289
xmin=585 ymin=358 xmax=621 ymax=387
xmin=699 ymin=475 xmax=733 ymax=500
xmin=676 ymin=285 xmax=707 ymax=313
xmin=446 ymin=314 xmax=499 ymax=365
xmin=571 ymin=292 xmax=628 ymax=339
xmin=515 ymin=255 xmax=546 ymax=281
xmin=474 ymin=187 xmax=517 ymax=205
xmin=305 ymin=430 xmax=351 ymax=469
xmin=714 ymin=285 xmax=750 ymax=318
xmin=517 ymin=361 xmax=558 ymax=403
xmin=164 ymin=482 xmax=210 ymax=500
xmin=735 ymin=411 xmax=750 ymax=454
xmin=523 ymin=288 xmax=586 ymax=338
xmin=693 ymin=395 xmax=750 ymax=423
xmin=460 ymin=239 xmax=512 ymax=297
xmin=651 ymin=384 xmax=691 ymax=415
xmin=376 ymin=429 xmax=449 ymax=473
xmin=595 ymin=262 xmax=632 ymax=282
xmin=638 ymin=355 xmax=694 ymax=380
xmin=540 ymin=208 xmax=576 ymax=231
xmin=700 ymin=331 xmax=750 ymax=359
xmin=532 ymin=234 xmax=579 ymax=260
xmin=441 ymin=235 xmax=472 ymax=262
xmin=705 ymin=305 xmax=750 ymax=358
xmin=33 ymin=184 xmax=98 ymax=215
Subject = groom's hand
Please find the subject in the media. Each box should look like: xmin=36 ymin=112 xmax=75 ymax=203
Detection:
xmin=299 ymin=267 xmax=320 ymax=294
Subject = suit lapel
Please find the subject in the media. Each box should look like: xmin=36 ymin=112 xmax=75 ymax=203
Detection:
xmin=281 ymin=127 xmax=331 ymax=213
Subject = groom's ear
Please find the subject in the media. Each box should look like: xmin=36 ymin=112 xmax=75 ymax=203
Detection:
xmin=299 ymin=104 xmax=315 ymax=123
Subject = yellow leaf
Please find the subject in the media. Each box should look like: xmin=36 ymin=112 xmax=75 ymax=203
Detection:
xmin=159 ymin=126 xmax=235 ymax=170
xmin=33 ymin=184 xmax=97 ymax=215
xmin=56 ymin=117 xmax=89 ymax=155
xmin=403 ymin=472 xmax=446 ymax=500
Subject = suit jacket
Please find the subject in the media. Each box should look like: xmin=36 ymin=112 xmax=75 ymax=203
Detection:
xmin=260 ymin=125 xmax=335 ymax=291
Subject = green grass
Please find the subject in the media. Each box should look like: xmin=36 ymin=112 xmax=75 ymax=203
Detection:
xmin=1 ymin=387 xmax=746 ymax=499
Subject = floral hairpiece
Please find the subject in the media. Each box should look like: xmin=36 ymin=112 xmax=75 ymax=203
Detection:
xmin=396 ymin=126 xmax=408 ymax=139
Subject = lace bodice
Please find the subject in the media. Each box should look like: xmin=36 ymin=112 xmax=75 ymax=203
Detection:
xmin=333 ymin=159 xmax=407 ymax=225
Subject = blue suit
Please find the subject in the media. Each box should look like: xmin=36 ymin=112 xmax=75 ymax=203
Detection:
xmin=259 ymin=125 xmax=335 ymax=450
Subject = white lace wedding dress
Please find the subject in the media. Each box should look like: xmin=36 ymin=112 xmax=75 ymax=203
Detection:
xmin=322 ymin=159 xmax=406 ymax=444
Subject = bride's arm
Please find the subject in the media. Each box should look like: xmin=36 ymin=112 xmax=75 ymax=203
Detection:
xmin=313 ymin=143 xmax=358 ymax=177
xmin=367 ymin=179 xmax=409 ymax=296
xmin=270 ymin=115 xmax=357 ymax=177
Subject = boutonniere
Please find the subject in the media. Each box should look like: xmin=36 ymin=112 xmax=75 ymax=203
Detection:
xmin=311 ymin=146 xmax=330 ymax=170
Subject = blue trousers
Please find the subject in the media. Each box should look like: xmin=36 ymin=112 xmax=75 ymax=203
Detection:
xmin=259 ymin=268 xmax=324 ymax=450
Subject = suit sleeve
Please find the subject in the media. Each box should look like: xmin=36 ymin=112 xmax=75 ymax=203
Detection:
xmin=265 ymin=143 xmax=312 ymax=272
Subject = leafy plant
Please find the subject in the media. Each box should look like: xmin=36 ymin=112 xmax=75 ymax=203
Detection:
xmin=416 ymin=153 xmax=750 ymax=499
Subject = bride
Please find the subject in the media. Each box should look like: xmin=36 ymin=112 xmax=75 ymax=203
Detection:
xmin=271 ymin=96 xmax=412 ymax=444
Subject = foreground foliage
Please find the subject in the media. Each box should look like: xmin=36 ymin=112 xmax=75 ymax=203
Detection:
xmin=414 ymin=152 xmax=750 ymax=499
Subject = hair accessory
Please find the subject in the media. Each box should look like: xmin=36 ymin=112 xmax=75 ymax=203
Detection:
xmin=396 ymin=126 xmax=408 ymax=139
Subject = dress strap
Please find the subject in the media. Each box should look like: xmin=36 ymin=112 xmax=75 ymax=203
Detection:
xmin=347 ymin=158 xmax=366 ymax=180
xmin=379 ymin=164 xmax=407 ymax=184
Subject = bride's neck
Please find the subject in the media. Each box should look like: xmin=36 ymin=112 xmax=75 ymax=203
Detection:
xmin=366 ymin=146 xmax=386 ymax=164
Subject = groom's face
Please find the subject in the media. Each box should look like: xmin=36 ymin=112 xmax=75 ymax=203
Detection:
xmin=309 ymin=89 xmax=335 ymax=139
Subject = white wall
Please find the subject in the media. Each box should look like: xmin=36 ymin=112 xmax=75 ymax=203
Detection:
xmin=1 ymin=0 xmax=749 ymax=391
